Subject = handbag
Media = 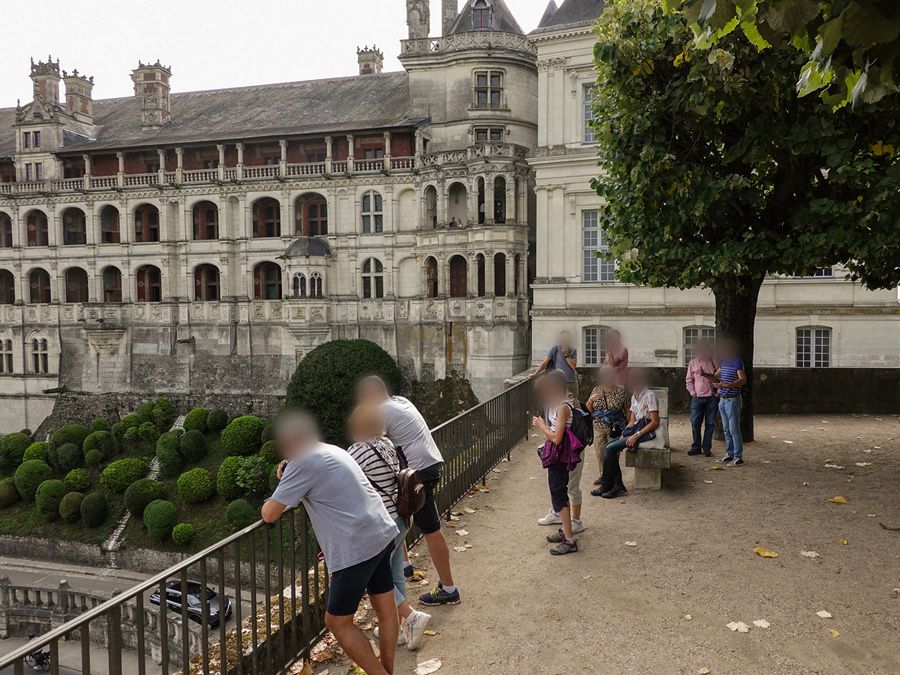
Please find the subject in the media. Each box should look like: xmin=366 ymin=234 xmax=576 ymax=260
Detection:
xmin=623 ymin=417 xmax=656 ymax=442
xmin=365 ymin=441 xmax=426 ymax=524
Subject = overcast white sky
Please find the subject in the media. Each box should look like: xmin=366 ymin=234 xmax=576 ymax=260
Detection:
xmin=1 ymin=0 xmax=553 ymax=108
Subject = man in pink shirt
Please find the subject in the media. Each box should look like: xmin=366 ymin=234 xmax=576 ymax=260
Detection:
xmin=603 ymin=329 xmax=629 ymax=385
xmin=685 ymin=339 xmax=718 ymax=456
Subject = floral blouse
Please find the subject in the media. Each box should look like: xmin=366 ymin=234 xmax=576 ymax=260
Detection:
xmin=588 ymin=384 xmax=629 ymax=431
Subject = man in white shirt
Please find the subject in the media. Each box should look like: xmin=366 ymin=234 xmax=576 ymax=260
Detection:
xmin=357 ymin=376 xmax=461 ymax=607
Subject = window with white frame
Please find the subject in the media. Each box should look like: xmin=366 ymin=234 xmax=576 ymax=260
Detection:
xmin=362 ymin=258 xmax=384 ymax=299
xmin=583 ymin=84 xmax=597 ymax=144
xmin=582 ymin=210 xmax=615 ymax=282
xmin=0 ymin=339 xmax=12 ymax=374
xmin=361 ymin=191 xmax=383 ymax=233
xmin=796 ymin=327 xmax=831 ymax=368
xmin=683 ymin=326 xmax=716 ymax=365
xmin=583 ymin=326 xmax=608 ymax=366
xmin=31 ymin=336 xmax=49 ymax=374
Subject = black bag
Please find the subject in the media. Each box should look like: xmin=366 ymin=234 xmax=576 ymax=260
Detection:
xmin=366 ymin=442 xmax=426 ymax=523
xmin=565 ymin=401 xmax=594 ymax=448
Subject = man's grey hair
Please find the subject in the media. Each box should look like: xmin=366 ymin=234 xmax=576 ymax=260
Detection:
xmin=356 ymin=374 xmax=390 ymax=397
xmin=274 ymin=408 xmax=320 ymax=442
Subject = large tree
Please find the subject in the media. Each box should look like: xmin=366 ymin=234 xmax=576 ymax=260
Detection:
xmin=591 ymin=0 xmax=899 ymax=439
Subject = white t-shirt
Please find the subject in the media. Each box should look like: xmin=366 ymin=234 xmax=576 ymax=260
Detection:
xmin=630 ymin=388 xmax=659 ymax=421
xmin=382 ymin=396 xmax=444 ymax=471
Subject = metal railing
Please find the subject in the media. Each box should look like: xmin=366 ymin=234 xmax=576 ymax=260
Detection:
xmin=0 ymin=379 xmax=532 ymax=674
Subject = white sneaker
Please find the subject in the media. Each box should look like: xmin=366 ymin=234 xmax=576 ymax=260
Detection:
xmin=571 ymin=519 xmax=585 ymax=534
xmin=538 ymin=510 xmax=561 ymax=526
xmin=405 ymin=610 xmax=432 ymax=651
xmin=374 ymin=624 xmax=406 ymax=646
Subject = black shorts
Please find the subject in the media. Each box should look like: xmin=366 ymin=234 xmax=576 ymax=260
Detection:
xmin=412 ymin=462 xmax=443 ymax=535
xmin=326 ymin=541 xmax=395 ymax=616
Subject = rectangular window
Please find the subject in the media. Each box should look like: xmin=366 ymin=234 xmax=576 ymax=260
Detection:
xmin=795 ymin=267 xmax=833 ymax=277
xmin=797 ymin=328 xmax=831 ymax=368
xmin=582 ymin=210 xmax=614 ymax=282
xmin=583 ymin=327 xmax=608 ymax=366
xmin=33 ymin=131 xmax=41 ymax=148
xmin=474 ymin=127 xmax=504 ymax=143
xmin=683 ymin=326 xmax=716 ymax=365
xmin=25 ymin=164 xmax=33 ymax=181
xmin=474 ymin=70 xmax=503 ymax=109
xmin=34 ymin=163 xmax=43 ymax=180
xmin=23 ymin=132 xmax=31 ymax=149
xmin=583 ymin=84 xmax=597 ymax=144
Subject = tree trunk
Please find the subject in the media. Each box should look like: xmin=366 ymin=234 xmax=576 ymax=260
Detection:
xmin=713 ymin=274 xmax=765 ymax=442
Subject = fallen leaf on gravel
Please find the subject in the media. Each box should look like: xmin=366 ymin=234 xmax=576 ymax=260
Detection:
xmin=418 ymin=579 xmax=430 ymax=587
xmin=761 ymin=460 xmax=771 ymax=464
xmin=415 ymin=659 xmax=443 ymax=675
xmin=784 ymin=440 xmax=794 ymax=444
xmin=453 ymin=546 xmax=467 ymax=553
xmin=753 ymin=546 xmax=779 ymax=558
xmin=703 ymin=480 xmax=714 ymax=484
xmin=727 ymin=621 xmax=750 ymax=633
xmin=802 ymin=482 xmax=810 ymax=486
xmin=684 ymin=614 xmax=692 ymax=620
xmin=583 ymin=575 xmax=592 ymax=580
xmin=464 ymin=543 xmax=472 ymax=549
xmin=448 ymin=513 xmax=461 ymax=521
xmin=625 ymin=541 xmax=637 ymax=547
xmin=863 ymin=448 xmax=873 ymax=454
xmin=455 ymin=529 xmax=469 ymax=536
xmin=854 ymin=462 xmax=872 ymax=467
xmin=840 ymin=538 xmax=849 ymax=545
xmin=828 ymin=496 xmax=848 ymax=504
xmin=868 ymin=513 xmax=876 ymax=517
xmin=824 ymin=464 xmax=844 ymax=469
xmin=477 ymin=486 xmax=491 ymax=493
xmin=752 ymin=619 xmax=770 ymax=629
xmin=699 ymin=668 xmax=711 ymax=675
xmin=800 ymin=550 xmax=820 ymax=558
xmin=713 ymin=466 xmax=725 ymax=471
xmin=829 ymin=629 xmax=841 ymax=638
xmin=424 ymin=629 xmax=438 ymax=636
xmin=410 ymin=570 xmax=426 ymax=581
xmin=463 ymin=507 xmax=476 ymax=514
xmin=816 ymin=610 xmax=832 ymax=619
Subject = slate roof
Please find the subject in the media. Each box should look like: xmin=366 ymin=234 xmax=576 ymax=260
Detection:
xmin=532 ymin=0 xmax=606 ymax=34
xmin=448 ymin=0 xmax=525 ymax=36
xmin=0 ymin=72 xmax=422 ymax=158
xmin=285 ymin=237 xmax=332 ymax=258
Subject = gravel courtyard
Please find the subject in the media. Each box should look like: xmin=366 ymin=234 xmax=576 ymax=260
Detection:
xmin=367 ymin=414 xmax=900 ymax=675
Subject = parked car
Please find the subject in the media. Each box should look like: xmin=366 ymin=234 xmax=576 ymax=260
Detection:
xmin=149 ymin=581 xmax=233 ymax=627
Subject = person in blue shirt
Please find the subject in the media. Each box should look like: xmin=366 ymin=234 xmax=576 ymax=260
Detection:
xmin=704 ymin=337 xmax=748 ymax=466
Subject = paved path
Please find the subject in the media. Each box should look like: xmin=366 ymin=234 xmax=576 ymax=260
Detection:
xmin=382 ymin=414 xmax=900 ymax=675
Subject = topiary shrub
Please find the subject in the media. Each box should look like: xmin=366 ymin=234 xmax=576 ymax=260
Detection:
xmin=0 ymin=477 xmax=20 ymax=508
xmin=216 ymin=456 xmax=244 ymax=499
xmin=156 ymin=431 xmax=183 ymax=478
xmin=225 ymin=499 xmax=257 ymax=530
xmin=220 ymin=416 xmax=266 ymax=456
xmin=59 ymin=491 xmax=84 ymax=523
xmin=183 ymin=407 xmax=209 ymax=434
xmin=172 ymin=523 xmax=194 ymax=547
xmin=90 ymin=418 xmax=110 ymax=432
xmin=83 ymin=431 xmax=117 ymax=461
xmin=179 ymin=430 xmax=208 ymax=463
xmin=23 ymin=441 xmax=49 ymax=463
xmin=236 ymin=455 xmax=269 ymax=495
xmin=84 ymin=449 xmax=104 ymax=467
xmin=408 ymin=369 xmax=481 ymax=428
xmin=14 ymin=460 xmax=54 ymax=502
xmin=144 ymin=499 xmax=177 ymax=542
xmin=35 ymin=479 xmax=68 ymax=521
xmin=150 ymin=397 xmax=177 ymax=432
xmin=260 ymin=424 xmax=275 ymax=443
xmin=176 ymin=468 xmax=214 ymax=504
xmin=48 ymin=424 xmax=90 ymax=451
xmin=112 ymin=413 xmax=141 ymax=445
xmin=259 ymin=440 xmax=280 ymax=465
xmin=64 ymin=468 xmax=91 ymax=493
xmin=207 ymin=409 xmax=228 ymax=433
xmin=48 ymin=442 xmax=84 ymax=474
xmin=136 ymin=402 xmax=156 ymax=424
xmin=285 ymin=339 xmax=401 ymax=446
xmin=99 ymin=458 xmax=149 ymax=493
xmin=80 ymin=492 xmax=108 ymax=527
xmin=0 ymin=432 xmax=32 ymax=471
xmin=124 ymin=478 xmax=167 ymax=518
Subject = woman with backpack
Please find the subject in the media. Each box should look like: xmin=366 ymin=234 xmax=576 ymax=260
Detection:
xmin=347 ymin=404 xmax=433 ymax=651
xmin=531 ymin=371 xmax=585 ymax=555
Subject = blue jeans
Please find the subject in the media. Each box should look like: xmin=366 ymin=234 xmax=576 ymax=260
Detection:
xmin=718 ymin=396 xmax=743 ymax=459
xmin=390 ymin=516 xmax=408 ymax=606
xmin=690 ymin=396 xmax=718 ymax=451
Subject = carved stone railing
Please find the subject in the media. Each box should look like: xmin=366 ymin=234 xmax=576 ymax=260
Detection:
xmin=401 ymin=31 xmax=536 ymax=56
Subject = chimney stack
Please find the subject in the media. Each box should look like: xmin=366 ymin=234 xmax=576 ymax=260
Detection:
xmin=131 ymin=61 xmax=172 ymax=128
xmin=30 ymin=56 xmax=61 ymax=106
xmin=63 ymin=69 xmax=94 ymax=121
xmin=442 ymin=0 xmax=458 ymax=35
xmin=357 ymin=46 xmax=384 ymax=75
xmin=406 ymin=0 xmax=430 ymax=40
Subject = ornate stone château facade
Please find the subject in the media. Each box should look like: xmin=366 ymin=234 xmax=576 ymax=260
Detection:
xmin=0 ymin=0 xmax=536 ymax=430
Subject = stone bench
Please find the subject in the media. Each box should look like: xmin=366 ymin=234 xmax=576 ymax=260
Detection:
xmin=624 ymin=387 xmax=670 ymax=490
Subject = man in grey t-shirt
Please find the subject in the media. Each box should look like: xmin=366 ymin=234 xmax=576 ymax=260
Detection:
xmin=263 ymin=410 xmax=399 ymax=675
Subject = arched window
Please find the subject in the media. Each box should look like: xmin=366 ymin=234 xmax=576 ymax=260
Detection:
xmin=796 ymin=327 xmax=831 ymax=368
xmin=30 ymin=336 xmax=49 ymax=374
xmin=683 ymin=326 xmax=716 ymax=366
xmin=361 ymin=191 xmax=383 ymax=233
xmin=0 ymin=270 xmax=14 ymax=305
xmin=26 ymin=210 xmax=48 ymax=246
xmin=100 ymin=205 xmax=120 ymax=244
xmin=192 ymin=201 xmax=219 ymax=240
xmin=476 ymin=253 xmax=486 ymax=297
xmin=136 ymin=265 xmax=162 ymax=302
xmin=253 ymin=197 xmax=281 ymax=238
xmin=424 ymin=257 xmax=438 ymax=298
xmin=477 ymin=177 xmax=486 ymax=224
xmin=447 ymin=182 xmax=468 ymax=227
xmin=449 ymin=255 xmax=468 ymax=297
xmin=362 ymin=258 xmax=384 ymax=299
xmin=62 ymin=208 xmax=87 ymax=245
xmin=472 ymin=0 xmax=492 ymax=29
xmin=493 ymin=176 xmax=506 ymax=223
xmin=134 ymin=204 xmax=160 ymax=243
xmin=493 ymin=252 xmax=506 ymax=296
xmin=254 ymin=262 xmax=282 ymax=300
xmin=424 ymin=186 xmax=437 ymax=229
xmin=310 ymin=272 xmax=324 ymax=299
xmin=296 ymin=194 xmax=328 ymax=236
xmin=0 ymin=338 xmax=13 ymax=374
xmin=293 ymin=273 xmax=307 ymax=298
xmin=65 ymin=267 xmax=89 ymax=303
xmin=194 ymin=264 xmax=220 ymax=301
xmin=28 ymin=268 xmax=51 ymax=303
xmin=514 ymin=253 xmax=522 ymax=295
xmin=102 ymin=267 xmax=122 ymax=303
xmin=0 ymin=213 xmax=12 ymax=248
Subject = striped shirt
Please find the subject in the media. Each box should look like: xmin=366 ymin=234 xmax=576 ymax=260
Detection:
xmin=347 ymin=436 xmax=401 ymax=519
xmin=718 ymin=358 xmax=744 ymax=396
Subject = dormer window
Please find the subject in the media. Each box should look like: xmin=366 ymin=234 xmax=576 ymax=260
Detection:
xmin=472 ymin=0 xmax=492 ymax=30
xmin=32 ymin=112 xmax=42 ymax=120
